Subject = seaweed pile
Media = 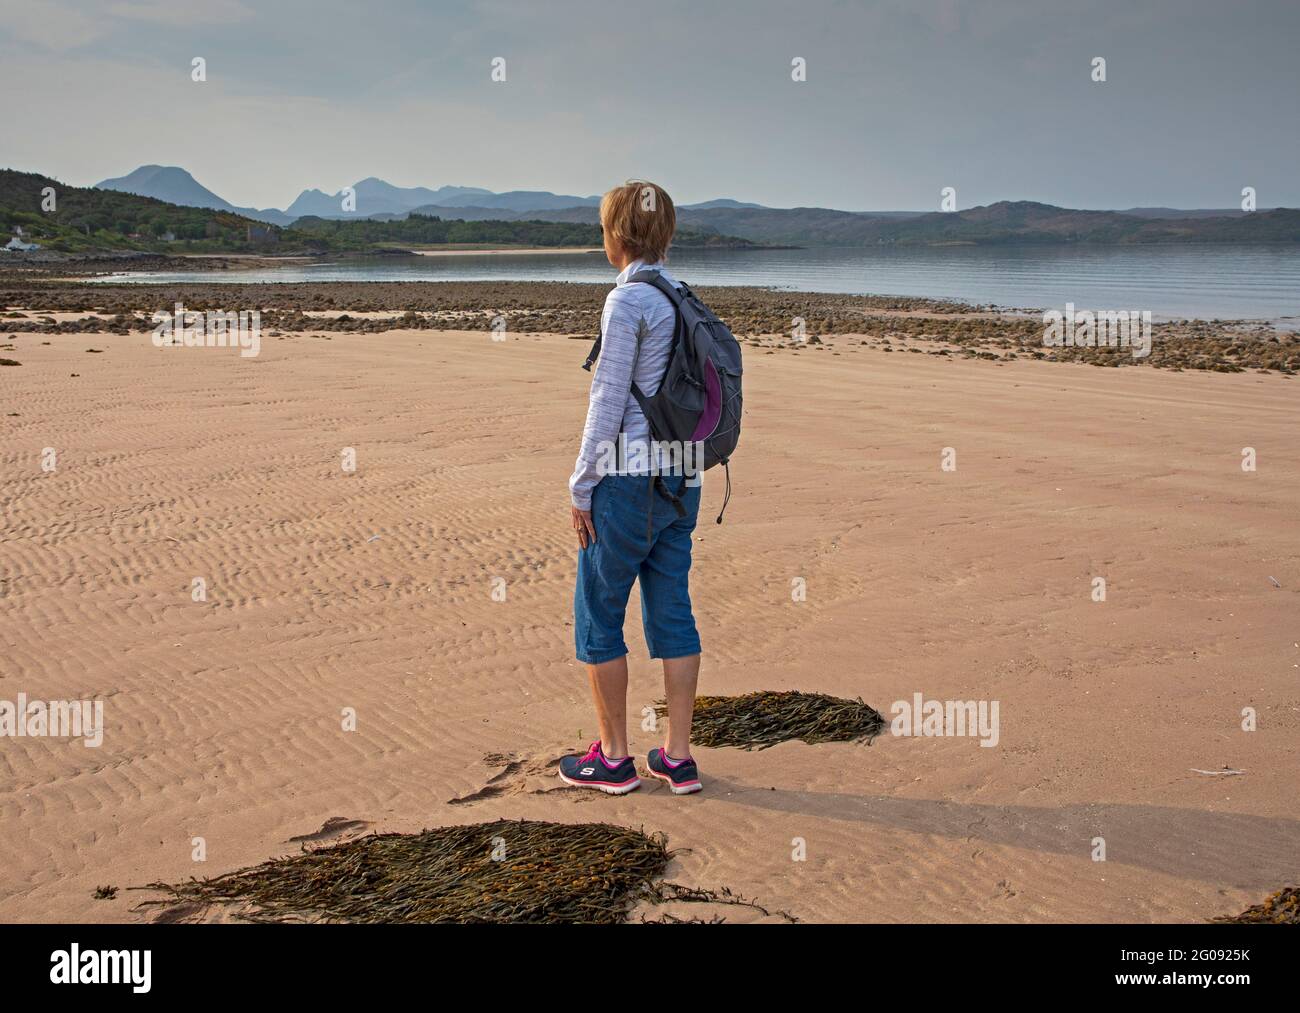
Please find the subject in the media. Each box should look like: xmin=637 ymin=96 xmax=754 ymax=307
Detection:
xmin=1212 ymin=887 xmax=1300 ymax=924
xmin=138 ymin=819 xmax=673 ymax=924
xmin=659 ymin=691 xmax=886 ymax=750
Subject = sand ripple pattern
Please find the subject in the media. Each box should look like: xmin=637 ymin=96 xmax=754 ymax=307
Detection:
xmin=1 ymin=326 xmax=1297 ymax=922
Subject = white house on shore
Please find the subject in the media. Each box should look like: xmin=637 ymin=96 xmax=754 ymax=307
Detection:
xmin=3 ymin=235 xmax=41 ymax=252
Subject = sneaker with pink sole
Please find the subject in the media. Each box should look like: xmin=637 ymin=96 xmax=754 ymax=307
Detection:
xmin=645 ymin=747 xmax=702 ymax=794
xmin=557 ymin=741 xmax=641 ymax=795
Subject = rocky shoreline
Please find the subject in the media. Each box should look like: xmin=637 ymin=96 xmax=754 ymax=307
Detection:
xmin=1 ymin=275 xmax=1296 ymax=374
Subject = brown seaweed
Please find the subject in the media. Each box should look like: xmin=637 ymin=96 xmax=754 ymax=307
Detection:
xmin=1212 ymin=887 xmax=1300 ymax=924
xmin=136 ymin=819 xmax=671 ymax=924
xmin=658 ymin=690 xmax=886 ymax=750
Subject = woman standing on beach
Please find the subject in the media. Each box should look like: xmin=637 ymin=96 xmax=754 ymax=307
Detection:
xmin=559 ymin=181 xmax=703 ymax=796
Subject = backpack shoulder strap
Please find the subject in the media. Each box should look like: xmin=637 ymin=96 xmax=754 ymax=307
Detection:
xmin=627 ymin=269 xmax=685 ymax=306
xmin=624 ymin=270 xmax=683 ymax=407
xmin=581 ymin=332 xmax=601 ymax=371
xmin=580 ymin=270 xmax=685 ymax=370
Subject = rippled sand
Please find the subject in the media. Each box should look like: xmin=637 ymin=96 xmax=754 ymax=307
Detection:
xmin=1 ymin=316 xmax=1297 ymax=923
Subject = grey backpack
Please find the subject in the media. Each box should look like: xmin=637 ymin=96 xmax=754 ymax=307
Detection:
xmin=582 ymin=270 xmax=743 ymax=523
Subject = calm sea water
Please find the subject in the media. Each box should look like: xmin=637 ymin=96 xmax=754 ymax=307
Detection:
xmin=95 ymin=244 xmax=1300 ymax=324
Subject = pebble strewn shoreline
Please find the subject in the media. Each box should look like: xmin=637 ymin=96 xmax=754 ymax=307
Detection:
xmin=1 ymin=277 xmax=1295 ymax=374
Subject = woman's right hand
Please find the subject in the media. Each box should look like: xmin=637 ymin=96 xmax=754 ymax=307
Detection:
xmin=572 ymin=506 xmax=596 ymax=549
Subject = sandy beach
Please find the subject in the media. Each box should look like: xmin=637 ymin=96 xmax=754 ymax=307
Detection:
xmin=1 ymin=306 xmax=1297 ymax=924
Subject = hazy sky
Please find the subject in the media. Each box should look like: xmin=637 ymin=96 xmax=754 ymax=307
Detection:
xmin=2 ymin=0 xmax=1298 ymax=211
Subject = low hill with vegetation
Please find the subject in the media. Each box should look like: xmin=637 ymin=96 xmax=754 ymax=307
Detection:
xmin=0 ymin=169 xmax=280 ymax=253
xmin=671 ymin=201 xmax=1300 ymax=246
xmin=408 ymin=199 xmax=1300 ymax=246
xmin=283 ymin=213 xmax=764 ymax=250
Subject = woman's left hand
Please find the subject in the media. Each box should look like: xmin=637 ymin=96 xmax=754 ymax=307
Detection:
xmin=571 ymin=506 xmax=596 ymax=549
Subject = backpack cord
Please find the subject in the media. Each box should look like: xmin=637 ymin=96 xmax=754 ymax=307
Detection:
xmin=716 ymin=459 xmax=732 ymax=524
xmin=648 ymin=475 xmax=688 ymax=546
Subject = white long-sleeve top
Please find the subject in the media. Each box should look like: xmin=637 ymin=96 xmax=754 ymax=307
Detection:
xmin=568 ymin=259 xmax=681 ymax=510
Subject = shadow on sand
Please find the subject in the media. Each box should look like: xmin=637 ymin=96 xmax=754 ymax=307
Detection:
xmin=705 ymin=778 xmax=1299 ymax=890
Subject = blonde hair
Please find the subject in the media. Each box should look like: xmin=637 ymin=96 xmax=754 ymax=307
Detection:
xmin=600 ymin=180 xmax=676 ymax=263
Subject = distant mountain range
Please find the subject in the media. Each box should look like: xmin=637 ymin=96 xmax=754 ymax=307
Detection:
xmin=94 ymin=166 xmax=612 ymax=224
xmin=96 ymin=167 xmax=790 ymax=223
xmin=281 ymin=178 xmax=603 ymax=219
xmin=74 ymin=164 xmax=1300 ymax=247
xmin=0 ymin=169 xmax=764 ymax=255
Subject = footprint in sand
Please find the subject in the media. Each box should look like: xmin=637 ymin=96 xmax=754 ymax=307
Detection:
xmin=448 ymin=752 xmax=597 ymax=805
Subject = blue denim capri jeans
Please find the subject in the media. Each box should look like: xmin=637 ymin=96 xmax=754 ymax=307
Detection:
xmin=574 ymin=472 xmax=702 ymax=664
